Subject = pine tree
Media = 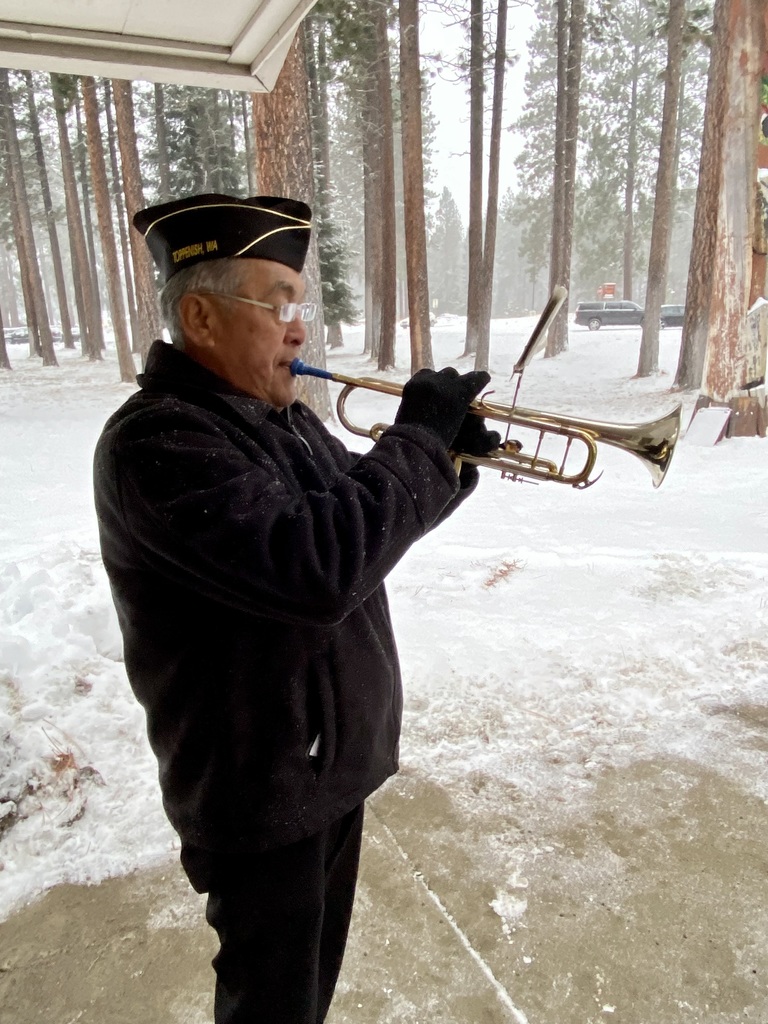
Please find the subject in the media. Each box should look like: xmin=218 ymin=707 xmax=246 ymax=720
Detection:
xmin=428 ymin=187 xmax=467 ymax=315
xmin=637 ymin=0 xmax=688 ymax=377
xmin=0 ymin=69 xmax=57 ymax=365
xmin=317 ymin=217 xmax=359 ymax=345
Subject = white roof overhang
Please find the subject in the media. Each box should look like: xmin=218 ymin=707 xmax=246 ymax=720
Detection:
xmin=0 ymin=0 xmax=318 ymax=93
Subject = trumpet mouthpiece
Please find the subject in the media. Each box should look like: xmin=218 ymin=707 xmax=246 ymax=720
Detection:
xmin=290 ymin=358 xmax=333 ymax=380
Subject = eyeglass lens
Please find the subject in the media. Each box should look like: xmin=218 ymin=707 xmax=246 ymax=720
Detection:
xmin=280 ymin=303 xmax=317 ymax=323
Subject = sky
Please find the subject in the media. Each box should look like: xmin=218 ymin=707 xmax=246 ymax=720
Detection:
xmin=1 ymin=316 xmax=767 ymax=927
xmin=423 ymin=2 xmax=538 ymax=218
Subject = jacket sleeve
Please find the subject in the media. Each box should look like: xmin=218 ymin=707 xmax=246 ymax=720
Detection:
xmin=98 ymin=407 xmax=464 ymax=627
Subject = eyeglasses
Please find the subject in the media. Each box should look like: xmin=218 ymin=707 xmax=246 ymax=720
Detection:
xmin=201 ymin=292 xmax=317 ymax=323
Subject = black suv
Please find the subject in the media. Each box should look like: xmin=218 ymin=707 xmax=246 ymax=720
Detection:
xmin=574 ymin=300 xmax=644 ymax=331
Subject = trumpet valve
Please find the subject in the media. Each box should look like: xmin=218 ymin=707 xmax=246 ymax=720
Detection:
xmin=502 ymin=439 xmax=524 ymax=454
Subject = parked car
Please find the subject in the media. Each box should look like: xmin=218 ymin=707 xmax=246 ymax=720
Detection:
xmin=574 ymin=300 xmax=644 ymax=331
xmin=660 ymin=304 xmax=685 ymax=328
xmin=3 ymin=326 xmax=29 ymax=345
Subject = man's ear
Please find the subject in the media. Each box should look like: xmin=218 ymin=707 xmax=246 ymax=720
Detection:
xmin=179 ymin=293 xmax=219 ymax=350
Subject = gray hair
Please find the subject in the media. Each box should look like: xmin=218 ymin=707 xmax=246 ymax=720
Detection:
xmin=160 ymin=258 xmax=249 ymax=349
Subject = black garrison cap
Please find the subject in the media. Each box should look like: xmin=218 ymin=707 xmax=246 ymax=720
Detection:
xmin=133 ymin=193 xmax=312 ymax=284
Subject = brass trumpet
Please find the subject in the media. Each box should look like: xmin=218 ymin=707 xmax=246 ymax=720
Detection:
xmin=290 ymin=288 xmax=682 ymax=488
xmin=291 ymin=358 xmax=682 ymax=488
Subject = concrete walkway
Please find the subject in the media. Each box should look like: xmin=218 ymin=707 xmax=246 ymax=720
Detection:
xmin=2 ymin=755 xmax=768 ymax=1023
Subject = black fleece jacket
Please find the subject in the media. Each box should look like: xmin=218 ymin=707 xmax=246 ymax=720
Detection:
xmin=93 ymin=340 xmax=476 ymax=852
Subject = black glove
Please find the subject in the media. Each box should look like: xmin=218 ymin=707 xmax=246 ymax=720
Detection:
xmin=394 ymin=367 xmax=491 ymax=448
xmin=450 ymin=414 xmax=501 ymax=457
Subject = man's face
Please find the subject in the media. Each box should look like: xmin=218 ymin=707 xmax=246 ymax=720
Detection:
xmin=182 ymin=259 xmax=307 ymax=409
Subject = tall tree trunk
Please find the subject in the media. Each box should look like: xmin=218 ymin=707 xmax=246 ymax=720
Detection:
xmin=0 ymin=248 xmax=20 ymax=326
xmin=371 ymin=1 xmax=397 ymax=371
xmin=672 ymin=66 xmax=687 ymax=215
xmin=316 ymin=20 xmax=334 ymax=200
xmin=154 ymin=84 xmax=171 ymax=201
xmin=0 ymin=70 xmax=57 ymax=366
xmin=6 ymin=184 xmax=41 ymax=355
xmin=623 ymin=43 xmax=640 ymax=301
xmin=51 ymin=74 xmax=100 ymax=360
xmin=74 ymin=91 xmax=106 ymax=353
xmin=463 ymin=0 xmax=485 ymax=357
xmin=682 ymin=0 xmax=766 ymax=435
xmin=103 ymin=81 xmax=141 ymax=354
xmin=547 ymin=0 xmax=569 ymax=350
xmin=637 ymin=0 xmax=687 ymax=377
xmin=475 ymin=0 xmax=508 ymax=371
xmin=675 ymin=0 xmax=732 ymax=390
xmin=22 ymin=70 xmax=74 ymax=349
xmin=362 ymin=133 xmax=377 ymax=357
xmin=546 ymin=0 xmax=585 ymax=357
xmin=399 ymin=0 xmax=434 ymax=373
xmin=112 ymin=79 xmax=165 ymax=359
xmin=0 ymin=298 xmax=9 ymax=369
xmin=252 ymin=29 xmax=331 ymax=419
xmin=306 ymin=15 xmax=334 ymax=201
xmin=81 ymin=76 xmax=135 ymax=382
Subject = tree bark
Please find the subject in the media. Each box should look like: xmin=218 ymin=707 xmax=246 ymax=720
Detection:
xmin=7 ymin=180 xmax=41 ymax=356
xmin=22 ymin=71 xmax=75 ymax=349
xmin=622 ymin=43 xmax=640 ymax=302
xmin=399 ymin=0 xmax=434 ymax=373
xmin=371 ymin=0 xmax=397 ymax=371
xmin=252 ymin=29 xmax=331 ymax=419
xmin=81 ymin=76 xmax=135 ymax=382
xmin=0 ymin=248 xmax=20 ymax=327
xmin=546 ymin=0 xmax=584 ymax=357
xmin=637 ymin=0 xmax=687 ymax=378
xmin=0 ymin=69 xmax=57 ymax=366
xmin=362 ymin=131 xmax=377 ymax=357
xmin=547 ymin=0 xmax=568 ymax=352
xmin=51 ymin=74 xmax=100 ymax=360
xmin=690 ymin=0 xmax=767 ymax=436
xmin=327 ymin=323 xmax=343 ymax=348
xmin=463 ymin=0 xmax=485 ymax=357
xmin=475 ymin=0 xmax=508 ymax=371
xmin=103 ymin=81 xmax=141 ymax=354
xmin=0 ymin=293 xmax=10 ymax=369
xmin=74 ymin=91 xmax=106 ymax=353
xmin=675 ymin=0 xmax=765 ymax=409
xmin=113 ymin=78 xmax=165 ymax=359
xmin=305 ymin=15 xmax=332 ymax=215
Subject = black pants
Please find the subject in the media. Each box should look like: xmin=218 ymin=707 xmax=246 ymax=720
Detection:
xmin=181 ymin=804 xmax=365 ymax=1024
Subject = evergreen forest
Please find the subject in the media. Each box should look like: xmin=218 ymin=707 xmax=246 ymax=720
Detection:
xmin=0 ymin=0 xmax=722 ymax=388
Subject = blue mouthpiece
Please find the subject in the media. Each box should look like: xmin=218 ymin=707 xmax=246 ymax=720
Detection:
xmin=290 ymin=358 xmax=334 ymax=380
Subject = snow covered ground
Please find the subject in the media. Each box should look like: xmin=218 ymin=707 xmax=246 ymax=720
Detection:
xmin=1 ymin=318 xmax=767 ymax=923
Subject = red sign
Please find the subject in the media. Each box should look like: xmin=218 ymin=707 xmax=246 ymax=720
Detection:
xmin=596 ymin=282 xmax=616 ymax=299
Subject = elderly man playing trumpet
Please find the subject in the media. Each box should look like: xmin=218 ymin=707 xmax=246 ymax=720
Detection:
xmin=93 ymin=192 xmax=499 ymax=1024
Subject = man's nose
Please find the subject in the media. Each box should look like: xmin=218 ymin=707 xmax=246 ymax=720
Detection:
xmin=285 ymin=318 xmax=306 ymax=346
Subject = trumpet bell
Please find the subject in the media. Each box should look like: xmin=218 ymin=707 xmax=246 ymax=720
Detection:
xmin=599 ymin=405 xmax=683 ymax=489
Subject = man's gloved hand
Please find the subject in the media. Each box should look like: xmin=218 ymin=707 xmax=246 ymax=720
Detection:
xmin=450 ymin=413 xmax=501 ymax=458
xmin=394 ymin=367 xmax=491 ymax=448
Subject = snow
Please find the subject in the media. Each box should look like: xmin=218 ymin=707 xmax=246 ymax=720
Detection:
xmin=1 ymin=319 xmax=767 ymax=922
